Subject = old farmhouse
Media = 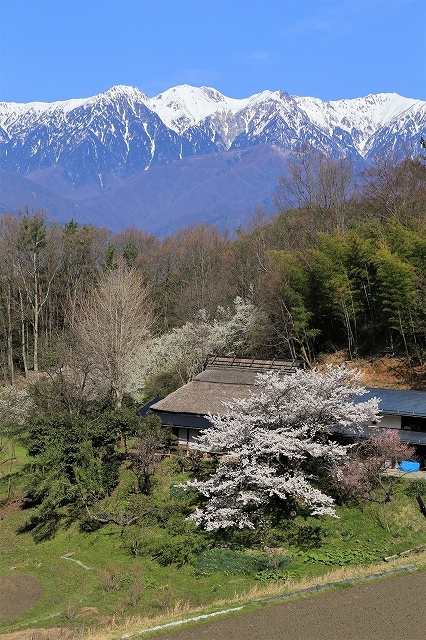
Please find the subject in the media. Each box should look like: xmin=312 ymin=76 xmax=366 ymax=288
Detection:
xmin=148 ymin=356 xmax=426 ymax=465
xmin=149 ymin=355 xmax=303 ymax=446
xmin=334 ymin=387 xmax=426 ymax=455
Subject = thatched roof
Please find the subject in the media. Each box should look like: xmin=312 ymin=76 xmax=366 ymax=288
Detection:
xmin=204 ymin=354 xmax=301 ymax=373
xmin=151 ymin=356 xmax=301 ymax=416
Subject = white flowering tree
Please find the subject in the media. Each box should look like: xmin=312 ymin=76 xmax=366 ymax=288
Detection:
xmin=128 ymin=297 xmax=265 ymax=394
xmin=183 ymin=366 xmax=380 ymax=531
xmin=0 ymin=386 xmax=31 ymax=429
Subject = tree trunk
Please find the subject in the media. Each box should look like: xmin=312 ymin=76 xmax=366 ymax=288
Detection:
xmin=19 ymin=288 xmax=29 ymax=378
xmin=33 ymin=250 xmax=39 ymax=372
xmin=6 ymin=284 xmax=14 ymax=385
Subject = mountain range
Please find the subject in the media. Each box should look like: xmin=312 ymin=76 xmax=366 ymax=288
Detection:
xmin=1 ymin=85 xmax=425 ymax=235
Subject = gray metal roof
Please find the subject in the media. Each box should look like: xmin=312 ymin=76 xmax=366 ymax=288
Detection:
xmin=331 ymin=423 xmax=426 ymax=446
xmin=357 ymin=388 xmax=426 ymax=418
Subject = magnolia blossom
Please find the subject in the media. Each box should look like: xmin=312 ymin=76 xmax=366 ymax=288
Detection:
xmin=181 ymin=365 xmax=380 ymax=530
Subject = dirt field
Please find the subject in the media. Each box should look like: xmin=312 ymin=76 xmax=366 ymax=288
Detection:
xmin=0 ymin=574 xmax=44 ymax=624
xmin=1 ymin=570 xmax=425 ymax=639
xmin=160 ymin=571 xmax=426 ymax=640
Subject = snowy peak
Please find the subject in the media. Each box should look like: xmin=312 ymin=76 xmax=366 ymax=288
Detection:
xmin=327 ymin=93 xmax=420 ymax=130
xmin=149 ymin=84 xmax=252 ymax=133
xmin=90 ymin=85 xmax=150 ymax=111
xmin=0 ymin=84 xmax=424 ymax=189
xmin=0 ymin=85 xmax=149 ymax=134
xmin=0 ymin=97 xmax=87 ymax=133
xmin=291 ymin=92 xmax=423 ymax=153
xmin=102 ymin=84 xmax=149 ymax=101
xmin=2 ymin=85 xmax=423 ymax=143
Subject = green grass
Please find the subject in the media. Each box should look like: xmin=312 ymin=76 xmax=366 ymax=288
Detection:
xmin=1 ymin=450 xmax=426 ymax=637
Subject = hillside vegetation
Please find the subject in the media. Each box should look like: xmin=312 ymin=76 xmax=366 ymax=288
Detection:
xmin=1 ymin=447 xmax=426 ymax=637
xmin=1 ymin=152 xmax=425 ymax=390
xmin=0 ymin=150 xmax=425 ymax=638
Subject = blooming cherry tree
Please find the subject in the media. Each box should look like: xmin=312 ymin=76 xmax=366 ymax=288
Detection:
xmin=332 ymin=428 xmax=415 ymax=505
xmin=183 ymin=366 xmax=379 ymax=531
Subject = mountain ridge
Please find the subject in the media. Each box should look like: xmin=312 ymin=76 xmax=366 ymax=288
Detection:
xmin=1 ymin=84 xmax=425 ymax=234
xmin=2 ymin=85 xmax=423 ymax=157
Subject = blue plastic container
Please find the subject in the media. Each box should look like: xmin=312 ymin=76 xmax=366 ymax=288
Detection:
xmin=398 ymin=460 xmax=420 ymax=472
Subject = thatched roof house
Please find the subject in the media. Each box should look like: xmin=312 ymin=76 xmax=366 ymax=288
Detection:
xmin=148 ymin=356 xmax=426 ymax=460
xmin=150 ymin=355 xmax=303 ymax=446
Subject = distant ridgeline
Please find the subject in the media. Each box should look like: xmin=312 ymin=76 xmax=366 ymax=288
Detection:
xmin=0 ymin=85 xmax=424 ymax=234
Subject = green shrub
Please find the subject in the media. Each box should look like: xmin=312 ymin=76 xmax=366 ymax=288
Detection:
xmin=405 ymin=478 xmax=426 ymax=497
xmin=295 ymin=525 xmax=325 ymax=549
xmin=153 ymin=535 xmax=207 ymax=567
xmin=194 ymin=548 xmax=291 ymax=577
xmin=168 ymin=484 xmax=199 ymax=508
xmin=300 ymin=547 xmax=385 ymax=566
xmin=254 ymin=569 xmax=292 ymax=582
xmin=143 ymin=370 xmax=182 ymax=398
xmin=165 ymin=514 xmax=197 ymax=535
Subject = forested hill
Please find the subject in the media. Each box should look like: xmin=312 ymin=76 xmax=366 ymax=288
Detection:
xmin=1 ymin=150 xmax=425 ymax=392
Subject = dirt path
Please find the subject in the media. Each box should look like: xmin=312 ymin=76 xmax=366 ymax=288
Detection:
xmin=160 ymin=571 xmax=426 ymax=640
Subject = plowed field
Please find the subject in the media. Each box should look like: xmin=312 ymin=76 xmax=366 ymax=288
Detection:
xmin=161 ymin=571 xmax=426 ymax=640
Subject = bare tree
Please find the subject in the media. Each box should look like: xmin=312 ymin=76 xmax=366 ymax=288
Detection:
xmin=14 ymin=210 xmax=61 ymax=372
xmin=275 ymin=148 xmax=354 ymax=233
xmin=360 ymin=155 xmax=426 ymax=223
xmin=75 ymin=263 xmax=153 ymax=408
xmin=147 ymin=223 xmax=230 ymax=329
xmin=0 ymin=215 xmax=20 ymax=383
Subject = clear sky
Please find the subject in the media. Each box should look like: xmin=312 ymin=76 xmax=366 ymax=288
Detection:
xmin=1 ymin=0 xmax=425 ymax=104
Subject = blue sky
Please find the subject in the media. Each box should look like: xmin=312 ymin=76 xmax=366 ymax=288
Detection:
xmin=1 ymin=0 xmax=425 ymax=103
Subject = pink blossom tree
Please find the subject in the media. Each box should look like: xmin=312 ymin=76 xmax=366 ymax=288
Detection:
xmin=361 ymin=428 xmax=415 ymax=502
xmin=181 ymin=365 xmax=379 ymax=531
xmin=332 ymin=428 xmax=416 ymax=505
xmin=331 ymin=457 xmax=373 ymax=507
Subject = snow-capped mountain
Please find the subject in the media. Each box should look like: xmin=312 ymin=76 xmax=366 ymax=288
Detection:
xmin=0 ymin=84 xmax=424 ymax=233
